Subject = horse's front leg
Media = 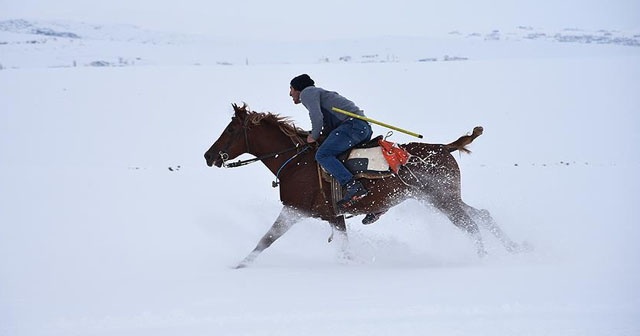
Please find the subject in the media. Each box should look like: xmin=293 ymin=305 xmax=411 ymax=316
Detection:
xmin=236 ymin=205 xmax=303 ymax=268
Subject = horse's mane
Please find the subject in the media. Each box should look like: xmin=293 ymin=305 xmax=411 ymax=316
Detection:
xmin=234 ymin=103 xmax=308 ymax=144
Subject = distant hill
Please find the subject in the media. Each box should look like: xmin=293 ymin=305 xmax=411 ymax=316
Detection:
xmin=0 ymin=19 xmax=194 ymax=43
xmin=1 ymin=19 xmax=638 ymax=69
xmin=453 ymin=26 xmax=640 ymax=47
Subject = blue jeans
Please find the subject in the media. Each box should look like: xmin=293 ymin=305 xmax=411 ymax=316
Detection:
xmin=316 ymin=118 xmax=373 ymax=185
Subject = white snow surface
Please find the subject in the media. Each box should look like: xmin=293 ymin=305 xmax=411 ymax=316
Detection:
xmin=1 ymin=21 xmax=639 ymax=336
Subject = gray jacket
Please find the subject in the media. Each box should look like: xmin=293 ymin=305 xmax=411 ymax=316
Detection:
xmin=300 ymin=86 xmax=366 ymax=140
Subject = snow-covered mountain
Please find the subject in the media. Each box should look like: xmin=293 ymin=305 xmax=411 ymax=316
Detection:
xmin=1 ymin=19 xmax=639 ymax=69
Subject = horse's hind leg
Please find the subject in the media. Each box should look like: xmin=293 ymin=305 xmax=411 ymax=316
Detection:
xmin=236 ymin=205 xmax=303 ymax=268
xmin=325 ymin=215 xmax=352 ymax=262
xmin=433 ymin=199 xmax=487 ymax=257
xmin=463 ymin=204 xmax=527 ymax=253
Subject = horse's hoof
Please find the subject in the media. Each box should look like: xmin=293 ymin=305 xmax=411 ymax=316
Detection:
xmin=507 ymin=241 xmax=534 ymax=254
xmin=234 ymin=261 xmax=250 ymax=269
xmin=518 ymin=241 xmax=534 ymax=253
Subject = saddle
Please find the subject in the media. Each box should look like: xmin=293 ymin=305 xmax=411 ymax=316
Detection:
xmin=320 ymin=135 xmax=411 ymax=214
xmin=338 ymin=135 xmax=391 ymax=179
xmin=339 ymin=135 xmax=411 ymax=177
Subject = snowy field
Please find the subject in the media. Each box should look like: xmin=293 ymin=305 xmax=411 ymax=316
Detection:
xmin=1 ymin=24 xmax=640 ymax=335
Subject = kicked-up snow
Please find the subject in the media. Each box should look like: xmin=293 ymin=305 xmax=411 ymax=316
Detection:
xmin=0 ymin=21 xmax=639 ymax=336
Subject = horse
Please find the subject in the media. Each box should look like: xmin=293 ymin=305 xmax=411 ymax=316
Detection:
xmin=204 ymin=103 xmax=523 ymax=268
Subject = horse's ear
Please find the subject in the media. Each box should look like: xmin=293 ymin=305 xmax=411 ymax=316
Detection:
xmin=232 ymin=103 xmax=248 ymax=119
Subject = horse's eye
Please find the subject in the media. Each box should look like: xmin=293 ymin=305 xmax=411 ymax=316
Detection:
xmin=225 ymin=121 xmax=236 ymax=133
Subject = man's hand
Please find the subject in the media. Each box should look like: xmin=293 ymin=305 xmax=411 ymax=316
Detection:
xmin=306 ymin=134 xmax=316 ymax=143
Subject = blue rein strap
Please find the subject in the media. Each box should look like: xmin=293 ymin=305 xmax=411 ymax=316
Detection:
xmin=272 ymin=144 xmax=312 ymax=188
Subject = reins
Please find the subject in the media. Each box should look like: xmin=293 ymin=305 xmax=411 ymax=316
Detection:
xmin=222 ymin=143 xmax=311 ymax=188
xmin=272 ymin=144 xmax=311 ymax=187
xmin=221 ymin=144 xmax=304 ymax=168
xmin=217 ymin=114 xmax=312 ymax=187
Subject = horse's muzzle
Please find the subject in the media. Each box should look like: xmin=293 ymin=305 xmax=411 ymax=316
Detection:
xmin=204 ymin=151 xmax=225 ymax=168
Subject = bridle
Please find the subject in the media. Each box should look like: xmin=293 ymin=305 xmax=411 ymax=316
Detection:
xmin=217 ymin=115 xmax=312 ymax=187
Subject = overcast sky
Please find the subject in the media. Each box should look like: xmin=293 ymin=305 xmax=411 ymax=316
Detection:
xmin=1 ymin=0 xmax=639 ymax=40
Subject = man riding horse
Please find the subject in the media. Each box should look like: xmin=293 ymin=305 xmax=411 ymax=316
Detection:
xmin=204 ymin=77 xmax=526 ymax=267
xmin=289 ymin=74 xmax=372 ymax=209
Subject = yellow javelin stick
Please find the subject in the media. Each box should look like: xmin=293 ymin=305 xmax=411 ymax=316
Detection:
xmin=332 ymin=107 xmax=424 ymax=139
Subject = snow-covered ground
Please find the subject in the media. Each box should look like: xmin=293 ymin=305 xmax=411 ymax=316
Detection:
xmin=1 ymin=20 xmax=639 ymax=336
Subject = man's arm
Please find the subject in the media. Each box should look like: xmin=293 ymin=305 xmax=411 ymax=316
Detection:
xmin=301 ymin=89 xmax=324 ymax=140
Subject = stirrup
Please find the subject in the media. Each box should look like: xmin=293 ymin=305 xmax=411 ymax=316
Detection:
xmin=337 ymin=191 xmax=368 ymax=209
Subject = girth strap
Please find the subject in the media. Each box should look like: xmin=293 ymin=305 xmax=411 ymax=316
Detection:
xmin=331 ymin=178 xmax=343 ymax=215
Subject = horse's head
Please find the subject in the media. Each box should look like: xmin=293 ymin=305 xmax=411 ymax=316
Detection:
xmin=204 ymin=104 xmax=251 ymax=167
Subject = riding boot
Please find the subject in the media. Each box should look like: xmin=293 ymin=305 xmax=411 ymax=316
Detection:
xmin=337 ymin=179 xmax=368 ymax=209
xmin=362 ymin=210 xmax=387 ymax=225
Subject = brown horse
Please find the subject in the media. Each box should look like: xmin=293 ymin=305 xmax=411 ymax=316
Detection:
xmin=204 ymin=104 xmax=523 ymax=268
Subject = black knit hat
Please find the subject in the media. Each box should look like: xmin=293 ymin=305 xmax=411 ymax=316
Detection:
xmin=290 ymin=74 xmax=315 ymax=91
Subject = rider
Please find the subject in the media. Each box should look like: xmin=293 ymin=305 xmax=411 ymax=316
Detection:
xmin=289 ymin=74 xmax=372 ymax=208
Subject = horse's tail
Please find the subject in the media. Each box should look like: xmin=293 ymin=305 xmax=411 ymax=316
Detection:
xmin=444 ymin=126 xmax=484 ymax=154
